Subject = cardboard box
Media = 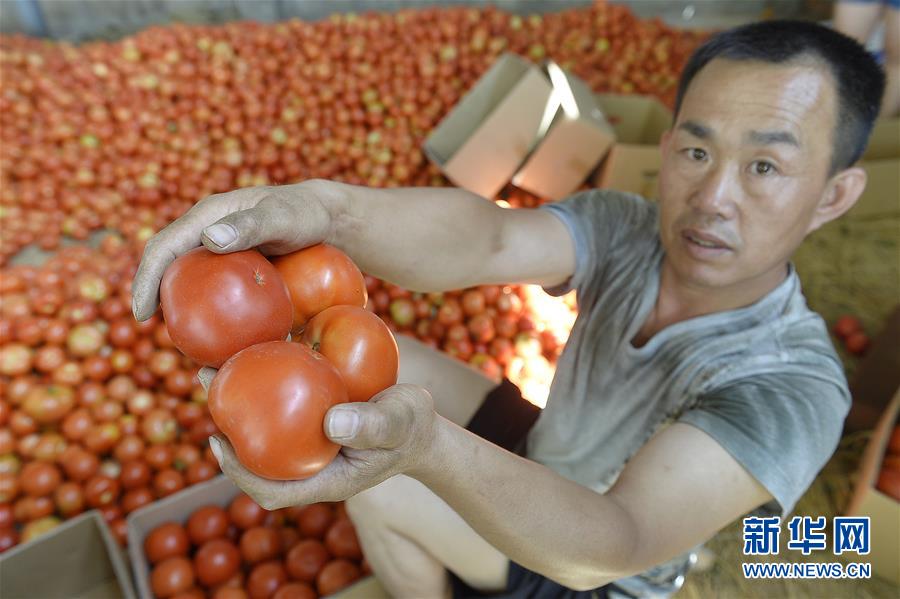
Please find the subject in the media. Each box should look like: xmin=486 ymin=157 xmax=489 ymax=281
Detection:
xmin=844 ymin=388 xmax=900 ymax=585
xmin=0 ymin=511 xmax=136 ymax=599
xmin=424 ymin=53 xmax=553 ymax=199
xmin=511 ymin=62 xmax=616 ymax=200
xmin=862 ymin=116 xmax=900 ymax=161
xmin=127 ymin=475 xmax=388 ymax=598
xmin=590 ymin=93 xmax=672 ymax=200
xmin=424 ymin=53 xmax=614 ymax=200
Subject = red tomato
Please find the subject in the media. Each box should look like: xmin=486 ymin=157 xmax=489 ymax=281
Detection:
xmin=194 ymin=538 xmax=241 ymax=587
xmin=22 ymin=385 xmax=75 ymax=424
xmin=845 ymin=332 xmax=869 ymax=355
xmin=284 ymin=539 xmax=330 ymax=583
xmin=300 ymin=305 xmax=399 ymax=403
xmin=316 ymin=559 xmax=361 ymax=597
xmin=185 ymin=460 xmax=218 ymax=485
xmin=160 ymin=248 xmax=292 ymax=368
xmin=20 ymin=462 xmax=62 ymax=497
xmin=84 ymin=475 xmax=120 ymax=508
xmin=247 ymin=560 xmax=288 ymax=599
xmin=151 ymin=556 xmax=195 ymax=598
xmin=154 ymin=469 xmax=186 ymax=498
xmin=61 ymin=448 xmax=99 ymax=482
xmin=187 ymin=505 xmax=230 ymax=545
xmin=324 ymin=518 xmax=363 ymax=560
xmin=240 ymin=526 xmax=282 ymax=564
xmin=272 ymin=244 xmax=367 ymax=331
xmin=208 ymin=341 xmax=348 ymax=480
xmin=121 ymin=487 xmax=155 ymax=514
xmin=54 ymin=482 xmax=85 ymax=517
xmin=0 ymin=527 xmax=18 ymax=554
xmin=833 ymin=315 xmax=861 ymax=339
xmin=229 ymin=494 xmax=266 ymax=530
xmin=145 ymin=522 xmax=190 ymax=564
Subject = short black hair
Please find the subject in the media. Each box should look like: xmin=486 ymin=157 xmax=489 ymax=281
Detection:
xmin=674 ymin=20 xmax=885 ymax=173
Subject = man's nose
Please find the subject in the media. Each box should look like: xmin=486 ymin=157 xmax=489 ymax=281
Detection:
xmin=689 ymin=163 xmax=737 ymax=219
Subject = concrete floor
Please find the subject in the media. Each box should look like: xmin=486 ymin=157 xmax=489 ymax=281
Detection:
xmin=0 ymin=0 xmax=810 ymax=41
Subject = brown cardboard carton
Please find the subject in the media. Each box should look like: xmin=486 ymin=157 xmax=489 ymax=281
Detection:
xmin=0 ymin=511 xmax=136 ymax=599
xmin=423 ymin=53 xmax=553 ymax=199
xmin=590 ymin=93 xmax=673 ymax=200
xmin=862 ymin=116 xmax=900 ymax=161
xmin=127 ymin=475 xmax=388 ymax=598
xmin=845 ymin=388 xmax=900 ymax=585
xmin=511 ymin=62 xmax=616 ymax=200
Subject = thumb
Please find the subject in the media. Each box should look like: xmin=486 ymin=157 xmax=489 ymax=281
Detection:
xmin=325 ymin=385 xmax=427 ymax=449
xmin=200 ymin=204 xmax=272 ymax=253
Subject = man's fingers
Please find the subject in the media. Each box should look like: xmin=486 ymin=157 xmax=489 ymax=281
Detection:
xmin=199 ymin=197 xmax=302 ymax=255
xmin=208 ymin=435 xmax=318 ymax=509
xmin=197 ymin=367 xmax=217 ymax=390
xmin=325 ymin=385 xmax=427 ymax=450
xmin=131 ymin=188 xmax=262 ymax=321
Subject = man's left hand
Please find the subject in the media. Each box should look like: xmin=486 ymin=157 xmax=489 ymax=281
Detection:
xmin=198 ymin=366 xmax=437 ymax=510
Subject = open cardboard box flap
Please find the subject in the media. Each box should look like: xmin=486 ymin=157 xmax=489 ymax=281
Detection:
xmin=0 ymin=511 xmax=136 ymax=599
xmin=424 ymin=53 xmax=614 ymax=200
xmin=423 ymin=53 xmax=553 ymax=199
xmin=512 ymin=62 xmax=616 ymax=200
xmin=590 ymin=93 xmax=672 ymax=199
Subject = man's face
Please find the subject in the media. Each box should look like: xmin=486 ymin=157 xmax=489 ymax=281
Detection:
xmin=657 ymin=58 xmax=837 ymax=291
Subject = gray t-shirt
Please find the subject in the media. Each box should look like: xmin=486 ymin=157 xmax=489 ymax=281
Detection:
xmin=531 ymin=190 xmax=850 ymax=597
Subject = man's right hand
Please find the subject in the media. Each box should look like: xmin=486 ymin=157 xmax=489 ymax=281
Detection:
xmin=131 ymin=181 xmax=335 ymax=322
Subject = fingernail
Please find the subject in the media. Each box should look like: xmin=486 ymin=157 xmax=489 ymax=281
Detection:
xmin=208 ymin=436 xmax=223 ymax=464
xmin=204 ymin=223 xmax=237 ymax=248
xmin=132 ymin=296 xmax=139 ymax=320
xmin=328 ymin=409 xmax=359 ymax=440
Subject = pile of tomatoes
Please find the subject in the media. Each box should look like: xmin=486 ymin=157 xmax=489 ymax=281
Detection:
xmin=145 ymin=493 xmax=367 ymax=598
xmin=0 ymin=239 xmax=220 ymax=552
xmin=0 ymin=2 xmax=705 ymax=264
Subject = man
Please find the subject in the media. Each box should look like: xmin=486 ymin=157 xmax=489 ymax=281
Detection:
xmin=132 ymin=20 xmax=885 ymax=598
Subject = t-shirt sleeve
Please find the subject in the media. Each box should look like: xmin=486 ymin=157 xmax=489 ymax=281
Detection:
xmin=678 ymin=374 xmax=850 ymax=518
xmin=538 ymin=190 xmax=657 ymax=297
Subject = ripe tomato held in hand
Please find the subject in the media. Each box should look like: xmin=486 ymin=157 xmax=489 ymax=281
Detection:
xmin=272 ymin=244 xmax=367 ymax=332
xmin=300 ymin=305 xmax=399 ymax=403
xmin=160 ymin=248 xmax=292 ymax=368
xmin=208 ymin=341 xmax=349 ymax=480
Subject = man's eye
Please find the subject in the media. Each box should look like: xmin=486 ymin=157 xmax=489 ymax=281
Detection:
xmin=684 ymin=148 xmax=707 ymax=161
xmin=752 ymin=161 xmax=777 ymax=175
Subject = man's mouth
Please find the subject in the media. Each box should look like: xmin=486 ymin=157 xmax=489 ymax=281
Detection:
xmin=682 ymin=229 xmax=731 ymax=251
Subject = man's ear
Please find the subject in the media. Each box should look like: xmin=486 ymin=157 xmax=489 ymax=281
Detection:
xmin=807 ymin=166 xmax=867 ymax=234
